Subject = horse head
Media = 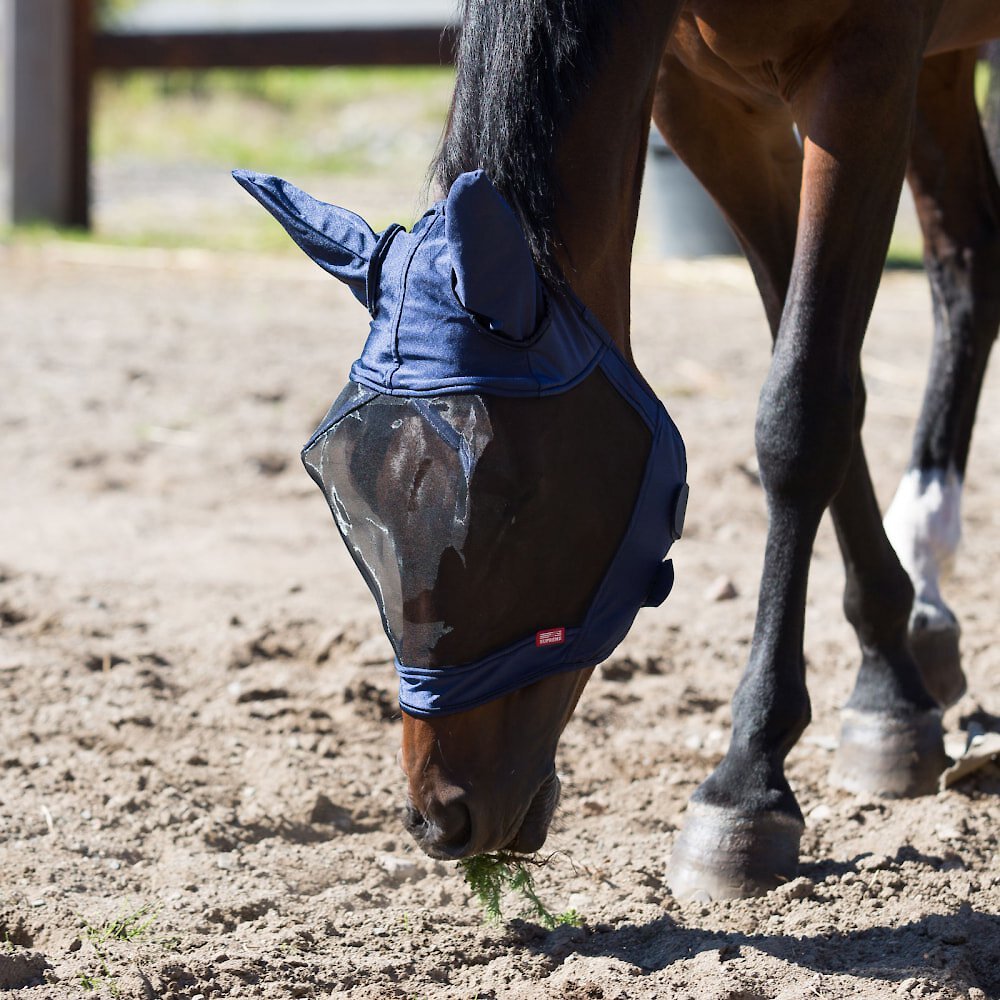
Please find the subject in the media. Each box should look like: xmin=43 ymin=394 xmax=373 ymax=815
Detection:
xmin=235 ymin=168 xmax=687 ymax=859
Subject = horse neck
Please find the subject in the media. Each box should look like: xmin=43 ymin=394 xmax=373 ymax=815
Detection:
xmin=553 ymin=5 xmax=679 ymax=354
xmin=437 ymin=1 xmax=681 ymax=358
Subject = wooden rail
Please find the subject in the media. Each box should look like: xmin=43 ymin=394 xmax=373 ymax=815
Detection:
xmin=92 ymin=26 xmax=456 ymax=70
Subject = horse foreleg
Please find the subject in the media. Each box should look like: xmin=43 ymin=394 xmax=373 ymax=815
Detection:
xmin=827 ymin=417 xmax=949 ymax=796
xmin=651 ymin=60 xmax=808 ymax=898
xmin=883 ymin=48 xmax=1000 ymax=706
xmin=668 ymin=17 xmax=942 ymax=899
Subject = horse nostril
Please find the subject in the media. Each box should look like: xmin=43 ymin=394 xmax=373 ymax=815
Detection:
xmin=404 ymin=799 xmax=472 ymax=857
xmin=404 ymin=802 xmax=428 ymax=834
xmin=436 ymin=800 xmax=472 ymax=850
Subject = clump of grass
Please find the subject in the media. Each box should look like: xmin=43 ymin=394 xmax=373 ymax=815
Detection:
xmin=459 ymin=853 xmax=581 ymax=930
xmin=78 ymin=902 xmax=161 ymax=993
xmin=85 ymin=902 xmax=160 ymax=947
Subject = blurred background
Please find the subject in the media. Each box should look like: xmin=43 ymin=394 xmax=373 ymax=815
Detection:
xmin=91 ymin=0 xmax=459 ymax=248
xmin=2 ymin=0 xmax=999 ymax=261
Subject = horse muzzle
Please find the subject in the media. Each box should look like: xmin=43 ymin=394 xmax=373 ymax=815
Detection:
xmin=403 ymin=770 xmax=561 ymax=860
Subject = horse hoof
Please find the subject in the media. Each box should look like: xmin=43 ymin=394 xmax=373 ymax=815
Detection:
xmin=909 ymin=612 xmax=965 ymax=708
xmin=829 ymin=707 xmax=950 ymax=797
xmin=667 ymin=800 xmax=804 ymax=900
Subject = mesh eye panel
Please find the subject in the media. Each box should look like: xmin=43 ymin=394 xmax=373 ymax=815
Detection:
xmin=304 ymin=387 xmax=493 ymax=662
xmin=303 ymin=369 xmax=651 ymax=668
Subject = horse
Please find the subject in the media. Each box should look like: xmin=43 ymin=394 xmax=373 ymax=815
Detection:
xmin=240 ymin=0 xmax=1000 ymax=900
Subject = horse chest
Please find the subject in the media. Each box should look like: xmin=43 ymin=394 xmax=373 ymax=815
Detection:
xmin=668 ymin=2 xmax=853 ymax=102
xmin=676 ymin=0 xmax=851 ymax=68
xmin=928 ymin=0 xmax=1000 ymax=53
xmin=680 ymin=0 xmax=1000 ymax=73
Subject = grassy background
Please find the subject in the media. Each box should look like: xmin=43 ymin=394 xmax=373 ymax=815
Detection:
xmin=88 ymin=66 xmax=454 ymax=250
xmin=5 ymin=67 xmax=455 ymax=252
xmin=94 ymin=68 xmax=454 ymax=180
xmin=4 ymin=60 xmax=997 ymax=262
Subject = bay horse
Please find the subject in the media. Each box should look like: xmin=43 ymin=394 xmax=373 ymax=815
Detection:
xmin=419 ymin=1 xmax=1000 ymax=899
xmin=244 ymin=0 xmax=1000 ymax=900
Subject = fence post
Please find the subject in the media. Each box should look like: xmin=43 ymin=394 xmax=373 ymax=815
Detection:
xmin=984 ymin=42 xmax=1000 ymax=178
xmin=1 ymin=0 xmax=92 ymax=228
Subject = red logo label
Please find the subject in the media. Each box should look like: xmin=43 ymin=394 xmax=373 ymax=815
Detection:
xmin=535 ymin=627 xmax=566 ymax=648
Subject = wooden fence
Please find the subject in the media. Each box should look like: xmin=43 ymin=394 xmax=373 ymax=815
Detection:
xmin=1 ymin=0 xmax=455 ymax=228
xmin=3 ymin=2 xmax=998 ymax=231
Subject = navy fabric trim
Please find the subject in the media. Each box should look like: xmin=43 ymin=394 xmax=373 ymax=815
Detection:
xmin=396 ymin=629 xmax=583 ymax=717
xmin=349 ymin=344 xmax=605 ymax=399
xmin=301 ymin=384 xmax=377 ymax=453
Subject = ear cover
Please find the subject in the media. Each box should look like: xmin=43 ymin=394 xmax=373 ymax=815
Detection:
xmin=445 ymin=170 xmax=543 ymax=340
xmin=232 ymin=169 xmax=376 ymax=305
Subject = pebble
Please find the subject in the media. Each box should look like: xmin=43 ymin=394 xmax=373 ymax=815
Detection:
xmin=807 ymin=803 xmax=833 ymax=822
xmin=704 ymin=576 xmax=738 ymax=602
xmin=928 ymin=919 xmax=967 ymax=946
xmin=934 ymin=825 xmax=963 ymax=842
xmin=309 ymin=794 xmax=354 ymax=829
xmin=355 ymin=636 xmax=394 ymax=666
xmin=314 ymin=628 xmax=346 ymax=664
xmin=775 ymin=876 xmax=815 ymax=901
xmin=599 ymin=659 xmax=635 ymax=682
xmin=376 ymin=854 xmax=424 ymax=884
xmin=546 ymin=922 xmax=587 ymax=958
xmin=940 ymin=930 xmax=967 ymax=945
xmin=858 ymin=853 xmax=892 ymax=872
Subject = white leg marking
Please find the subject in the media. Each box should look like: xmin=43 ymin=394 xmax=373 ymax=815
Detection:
xmin=883 ymin=466 xmax=962 ymax=631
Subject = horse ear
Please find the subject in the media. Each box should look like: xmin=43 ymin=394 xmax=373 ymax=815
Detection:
xmin=445 ymin=171 xmax=542 ymax=339
xmin=233 ymin=170 xmax=375 ymax=305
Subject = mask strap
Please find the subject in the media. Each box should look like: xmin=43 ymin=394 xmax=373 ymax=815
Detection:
xmin=644 ymin=559 xmax=675 ymax=608
xmin=672 ymin=483 xmax=690 ymax=541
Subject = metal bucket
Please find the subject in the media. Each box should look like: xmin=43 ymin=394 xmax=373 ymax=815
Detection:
xmin=644 ymin=129 xmax=741 ymax=258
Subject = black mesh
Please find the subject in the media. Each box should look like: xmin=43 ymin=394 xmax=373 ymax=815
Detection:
xmin=304 ymin=390 xmax=492 ymax=661
xmin=303 ymin=369 xmax=651 ymax=667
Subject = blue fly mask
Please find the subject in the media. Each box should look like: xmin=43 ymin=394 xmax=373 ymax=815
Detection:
xmin=234 ymin=168 xmax=688 ymax=717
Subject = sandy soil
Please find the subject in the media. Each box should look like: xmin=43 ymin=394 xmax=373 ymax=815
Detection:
xmin=1 ymin=241 xmax=998 ymax=999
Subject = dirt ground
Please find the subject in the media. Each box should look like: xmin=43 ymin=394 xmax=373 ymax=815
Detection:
xmin=1 ymin=234 xmax=998 ymax=999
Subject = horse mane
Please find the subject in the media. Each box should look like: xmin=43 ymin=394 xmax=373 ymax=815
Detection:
xmin=432 ymin=1 xmax=623 ymax=287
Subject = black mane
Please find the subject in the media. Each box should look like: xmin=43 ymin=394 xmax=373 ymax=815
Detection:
xmin=433 ymin=1 xmax=623 ymax=286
